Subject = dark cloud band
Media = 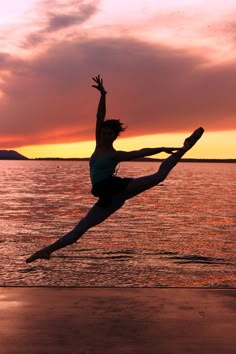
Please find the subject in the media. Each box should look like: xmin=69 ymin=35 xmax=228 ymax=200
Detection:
xmin=0 ymin=36 xmax=236 ymax=148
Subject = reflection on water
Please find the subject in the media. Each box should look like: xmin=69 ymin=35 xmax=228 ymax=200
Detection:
xmin=0 ymin=160 xmax=235 ymax=287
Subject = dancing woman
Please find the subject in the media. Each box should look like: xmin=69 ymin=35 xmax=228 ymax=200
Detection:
xmin=26 ymin=75 xmax=204 ymax=263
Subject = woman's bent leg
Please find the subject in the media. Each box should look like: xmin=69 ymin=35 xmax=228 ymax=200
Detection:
xmin=26 ymin=199 xmax=125 ymax=263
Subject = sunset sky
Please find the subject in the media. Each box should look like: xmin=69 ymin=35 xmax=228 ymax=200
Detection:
xmin=0 ymin=0 xmax=236 ymax=159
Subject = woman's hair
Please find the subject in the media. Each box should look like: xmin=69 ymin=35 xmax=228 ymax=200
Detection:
xmin=102 ymin=119 xmax=127 ymax=138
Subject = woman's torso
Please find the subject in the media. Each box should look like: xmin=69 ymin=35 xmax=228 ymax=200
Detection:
xmin=89 ymin=149 xmax=118 ymax=186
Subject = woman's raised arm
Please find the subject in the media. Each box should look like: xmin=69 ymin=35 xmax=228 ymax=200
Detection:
xmin=92 ymin=75 xmax=107 ymax=145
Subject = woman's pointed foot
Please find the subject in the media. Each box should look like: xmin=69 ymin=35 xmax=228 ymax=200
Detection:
xmin=183 ymin=127 xmax=204 ymax=150
xmin=26 ymin=249 xmax=51 ymax=263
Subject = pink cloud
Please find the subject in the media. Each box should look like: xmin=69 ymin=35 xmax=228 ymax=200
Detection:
xmin=23 ymin=0 xmax=99 ymax=49
xmin=0 ymin=37 xmax=236 ymax=148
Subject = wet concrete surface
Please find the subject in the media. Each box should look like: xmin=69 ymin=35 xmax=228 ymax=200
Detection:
xmin=0 ymin=288 xmax=235 ymax=353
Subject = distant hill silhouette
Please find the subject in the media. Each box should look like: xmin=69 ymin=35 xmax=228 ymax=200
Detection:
xmin=0 ymin=150 xmax=28 ymax=160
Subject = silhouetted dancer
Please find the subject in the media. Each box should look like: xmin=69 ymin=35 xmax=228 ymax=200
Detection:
xmin=26 ymin=75 xmax=204 ymax=263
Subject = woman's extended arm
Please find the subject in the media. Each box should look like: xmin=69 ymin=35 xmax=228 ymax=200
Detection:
xmin=92 ymin=75 xmax=107 ymax=145
xmin=113 ymin=147 xmax=180 ymax=162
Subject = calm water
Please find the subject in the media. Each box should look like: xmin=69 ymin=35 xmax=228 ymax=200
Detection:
xmin=0 ymin=160 xmax=235 ymax=287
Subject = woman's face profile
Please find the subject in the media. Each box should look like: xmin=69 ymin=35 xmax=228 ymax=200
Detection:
xmin=101 ymin=126 xmax=116 ymax=143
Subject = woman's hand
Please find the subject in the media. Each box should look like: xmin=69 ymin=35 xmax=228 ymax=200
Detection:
xmin=92 ymin=75 xmax=107 ymax=95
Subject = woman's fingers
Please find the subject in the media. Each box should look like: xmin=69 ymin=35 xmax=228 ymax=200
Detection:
xmin=92 ymin=75 xmax=102 ymax=84
xmin=92 ymin=75 xmax=104 ymax=91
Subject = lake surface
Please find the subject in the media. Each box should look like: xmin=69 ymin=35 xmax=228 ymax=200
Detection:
xmin=0 ymin=160 xmax=235 ymax=287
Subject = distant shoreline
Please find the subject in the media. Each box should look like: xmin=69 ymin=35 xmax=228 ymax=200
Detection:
xmin=1 ymin=157 xmax=235 ymax=163
xmin=1 ymin=150 xmax=235 ymax=162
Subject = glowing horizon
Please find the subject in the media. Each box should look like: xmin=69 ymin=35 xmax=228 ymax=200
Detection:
xmin=16 ymin=130 xmax=236 ymax=160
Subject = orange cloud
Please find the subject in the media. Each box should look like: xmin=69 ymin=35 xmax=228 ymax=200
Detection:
xmin=0 ymin=36 xmax=236 ymax=149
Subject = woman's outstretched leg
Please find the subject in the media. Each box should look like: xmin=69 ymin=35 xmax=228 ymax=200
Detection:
xmin=123 ymin=127 xmax=204 ymax=199
xmin=26 ymin=199 xmax=125 ymax=263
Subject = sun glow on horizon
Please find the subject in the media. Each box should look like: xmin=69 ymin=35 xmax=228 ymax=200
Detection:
xmin=16 ymin=130 xmax=236 ymax=160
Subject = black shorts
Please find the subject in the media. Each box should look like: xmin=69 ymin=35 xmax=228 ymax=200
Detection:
xmin=91 ymin=176 xmax=133 ymax=208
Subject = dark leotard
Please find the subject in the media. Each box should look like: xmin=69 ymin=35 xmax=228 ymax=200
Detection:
xmin=89 ymin=152 xmax=132 ymax=208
